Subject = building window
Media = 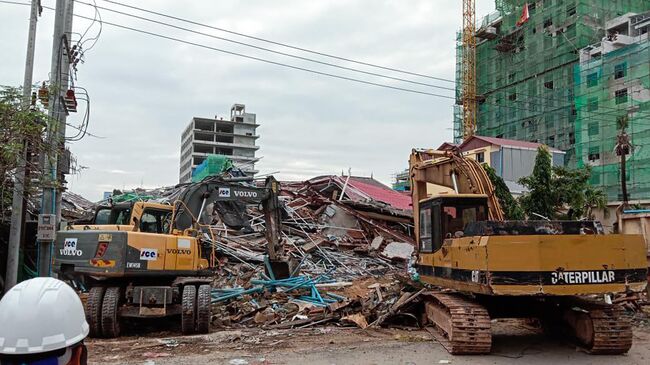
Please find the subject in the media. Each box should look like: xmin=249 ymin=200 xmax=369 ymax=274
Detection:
xmin=476 ymin=152 xmax=485 ymax=163
xmin=587 ymin=97 xmax=598 ymax=111
xmin=587 ymin=73 xmax=598 ymax=87
xmin=566 ymin=5 xmax=576 ymax=16
xmin=588 ymin=122 xmax=599 ymax=136
xmin=544 ymin=81 xmax=554 ymax=89
xmin=566 ymin=24 xmax=576 ymax=39
xmin=588 ymin=147 xmax=600 ymax=161
xmin=569 ymin=132 xmax=575 ymax=145
xmin=508 ymin=93 xmax=517 ymax=101
xmin=615 ymin=88 xmax=628 ymax=104
xmin=614 ymin=63 xmax=627 ymax=79
xmin=543 ymin=17 xmax=553 ymax=28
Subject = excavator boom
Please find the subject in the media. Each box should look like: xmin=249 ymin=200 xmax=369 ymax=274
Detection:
xmin=409 ymin=148 xmax=504 ymax=243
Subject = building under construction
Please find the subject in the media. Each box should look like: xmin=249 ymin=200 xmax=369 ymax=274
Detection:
xmin=454 ymin=0 xmax=650 ymax=201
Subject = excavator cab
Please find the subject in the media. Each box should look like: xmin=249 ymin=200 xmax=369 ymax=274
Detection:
xmin=418 ymin=195 xmax=488 ymax=253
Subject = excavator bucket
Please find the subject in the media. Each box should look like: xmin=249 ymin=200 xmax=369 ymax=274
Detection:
xmin=267 ymin=259 xmax=295 ymax=280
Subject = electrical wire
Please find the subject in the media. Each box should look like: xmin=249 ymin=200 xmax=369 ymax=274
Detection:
xmin=96 ymin=0 xmax=640 ymax=116
xmin=96 ymin=0 xmax=645 ymax=118
xmin=99 ymin=0 xmax=446 ymax=82
xmin=74 ymin=0 xmax=455 ymax=92
xmin=78 ymin=0 xmax=102 ymax=53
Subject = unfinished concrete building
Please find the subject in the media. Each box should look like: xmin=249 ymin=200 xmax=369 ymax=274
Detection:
xmin=454 ymin=0 xmax=650 ymax=200
xmin=179 ymin=104 xmax=259 ymax=183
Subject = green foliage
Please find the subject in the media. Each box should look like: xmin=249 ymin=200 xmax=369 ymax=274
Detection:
xmin=1 ymin=86 xmax=48 ymax=218
xmin=552 ymin=166 xmax=590 ymax=220
xmin=518 ymin=146 xmax=607 ymax=220
xmin=518 ymin=146 xmax=554 ymax=219
xmin=482 ymin=164 xmax=524 ymax=220
xmin=584 ymin=185 xmax=608 ymax=220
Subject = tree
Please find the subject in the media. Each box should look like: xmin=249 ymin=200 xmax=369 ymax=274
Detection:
xmin=518 ymin=146 xmax=555 ymax=219
xmin=482 ymin=164 xmax=524 ymax=220
xmin=584 ymin=185 xmax=608 ymax=220
xmin=518 ymin=146 xmax=607 ymax=220
xmin=1 ymin=86 xmax=47 ymax=219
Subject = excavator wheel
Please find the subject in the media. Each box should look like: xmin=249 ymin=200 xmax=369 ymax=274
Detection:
xmin=86 ymin=286 xmax=105 ymax=337
xmin=196 ymin=284 xmax=212 ymax=334
xmin=101 ymin=287 xmax=122 ymax=338
xmin=181 ymin=285 xmax=196 ymax=335
xmin=424 ymin=293 xmax=492 ymax=354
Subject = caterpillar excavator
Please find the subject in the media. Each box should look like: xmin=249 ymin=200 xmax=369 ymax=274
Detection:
xmin=410 ymin=148 xmax=648 ymax=354
xmin=53 ymin=176 xmax=291 ymax=338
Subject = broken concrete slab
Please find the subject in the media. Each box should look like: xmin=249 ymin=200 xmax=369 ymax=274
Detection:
xmin=370 ymin=236 xmax=384 ymax=251
xmin=382 ymin=242 xmax=414 ymax=260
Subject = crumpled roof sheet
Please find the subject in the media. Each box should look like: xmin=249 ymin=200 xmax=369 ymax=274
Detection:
xmin=347 ymin=178 xmax=412 ymax=211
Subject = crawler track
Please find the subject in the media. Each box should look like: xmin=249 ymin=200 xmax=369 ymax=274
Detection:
xmin=424 ymin=293 xmax=492 ymax=354
xmin=563 ymin=297 xmax=633 ymax=354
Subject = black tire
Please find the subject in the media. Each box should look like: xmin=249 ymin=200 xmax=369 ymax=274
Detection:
xmin=181 ymin=285 xmax=196 ymax=335
xmin=196 ymin=285 xmax=212 ymax=334
xmin=101 ymin=287 xmax=121 ymax=338
xmin=86 ymin=287 xmax=105 ymax=337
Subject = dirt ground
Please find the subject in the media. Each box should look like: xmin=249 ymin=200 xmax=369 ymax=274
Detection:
xmin=87 ymin=317 xmax=650 ymax=365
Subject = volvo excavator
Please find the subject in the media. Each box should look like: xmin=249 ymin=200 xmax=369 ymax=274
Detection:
xmin=410 ymin=148 xmax=648 ymax=354
xmin=53 ymin=176 xmax=291 ymax=338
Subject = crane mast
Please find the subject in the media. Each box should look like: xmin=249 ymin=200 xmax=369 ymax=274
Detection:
xmin=462 ymin=0 xmax=477 ymax=139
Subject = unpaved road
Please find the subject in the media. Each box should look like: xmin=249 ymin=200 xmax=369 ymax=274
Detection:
xmin=87 ymin=319 xmax=650 ymax=365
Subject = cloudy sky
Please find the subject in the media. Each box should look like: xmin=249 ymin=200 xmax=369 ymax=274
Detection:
xmin=1 ymin=0 xmax=495 ymax=200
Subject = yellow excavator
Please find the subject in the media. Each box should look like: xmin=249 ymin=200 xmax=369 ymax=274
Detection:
xmin=410 ymin=148 xmax=647 ymax=354
xmin=53 ymin=176 xmax=290 ymax=338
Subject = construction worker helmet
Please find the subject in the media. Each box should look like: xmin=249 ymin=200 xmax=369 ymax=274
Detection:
xmin=0 ymin=277 xmax=89 ymax=362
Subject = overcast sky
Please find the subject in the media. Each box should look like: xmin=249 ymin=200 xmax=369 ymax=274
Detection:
xmin=1 ymin=0 xmax=495 ymax=200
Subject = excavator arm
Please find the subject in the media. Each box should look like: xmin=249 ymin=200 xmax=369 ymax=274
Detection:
xmin=409 ymin=148 xmax=504 ymax=243
xmin=173 ymin=176 xmax=285 ymax=264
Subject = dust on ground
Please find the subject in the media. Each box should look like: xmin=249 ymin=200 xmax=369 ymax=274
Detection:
xmin=87 ymin=317 xmax=650 ymax=365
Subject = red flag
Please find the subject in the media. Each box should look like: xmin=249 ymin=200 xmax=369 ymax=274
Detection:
xmin=516 ymin=3 xmax=530 ymax=26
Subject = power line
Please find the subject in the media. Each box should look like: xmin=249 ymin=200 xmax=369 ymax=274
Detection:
xmin=58 ymin=7 xmax=458 ymax=99
xmin=88 ymin=0 xmax=650 ymax=120
xmin=1 ymin=0 xmax=456 ymax=99
xmin=99 ymin=0 xmax=448 ymax=82
xmin=74 ymin=0 xmax=455 ymax=92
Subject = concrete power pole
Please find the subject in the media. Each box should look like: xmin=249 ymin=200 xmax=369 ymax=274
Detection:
xmin=5 ymin=0 xmax=40 ymax=292
xmin=38 ymin=0 xmax=73 ymax=277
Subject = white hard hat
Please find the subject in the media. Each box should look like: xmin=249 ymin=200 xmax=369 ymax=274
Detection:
xmin=0 ymin=277 xmax=89 ymax=355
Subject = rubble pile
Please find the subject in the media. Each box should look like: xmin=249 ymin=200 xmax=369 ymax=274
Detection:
xmin=198 ymin=175 xmax=421 ymax=330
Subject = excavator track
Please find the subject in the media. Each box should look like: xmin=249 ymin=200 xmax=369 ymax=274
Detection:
xmin=560 ymin=297 xmax=633 ymax=354
xmin=424 ymin=293 xmax=492 ymax=354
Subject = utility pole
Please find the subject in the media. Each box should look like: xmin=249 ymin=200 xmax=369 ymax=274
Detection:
xmin=38 ymin=0 xmax=73 ymax=277
xmin=55 ymin=0 xmax=74 ymax=223
xmin=5 ymin=0 xmax=40 ymax=292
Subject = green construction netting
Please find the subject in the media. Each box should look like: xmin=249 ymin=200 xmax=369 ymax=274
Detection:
xmin=192 ymin=154 xmax=234 ymax=182
xmin=575 ymin=40 xmax=650 ymax=201
xmin=453 ymin=0 xmax=650 ymax=200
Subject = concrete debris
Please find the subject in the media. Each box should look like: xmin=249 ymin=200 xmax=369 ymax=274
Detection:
xmin=382 ymin=242 xmax=414 ymax=261
xmin=370 ymin=236 xmax=384 ymax=251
